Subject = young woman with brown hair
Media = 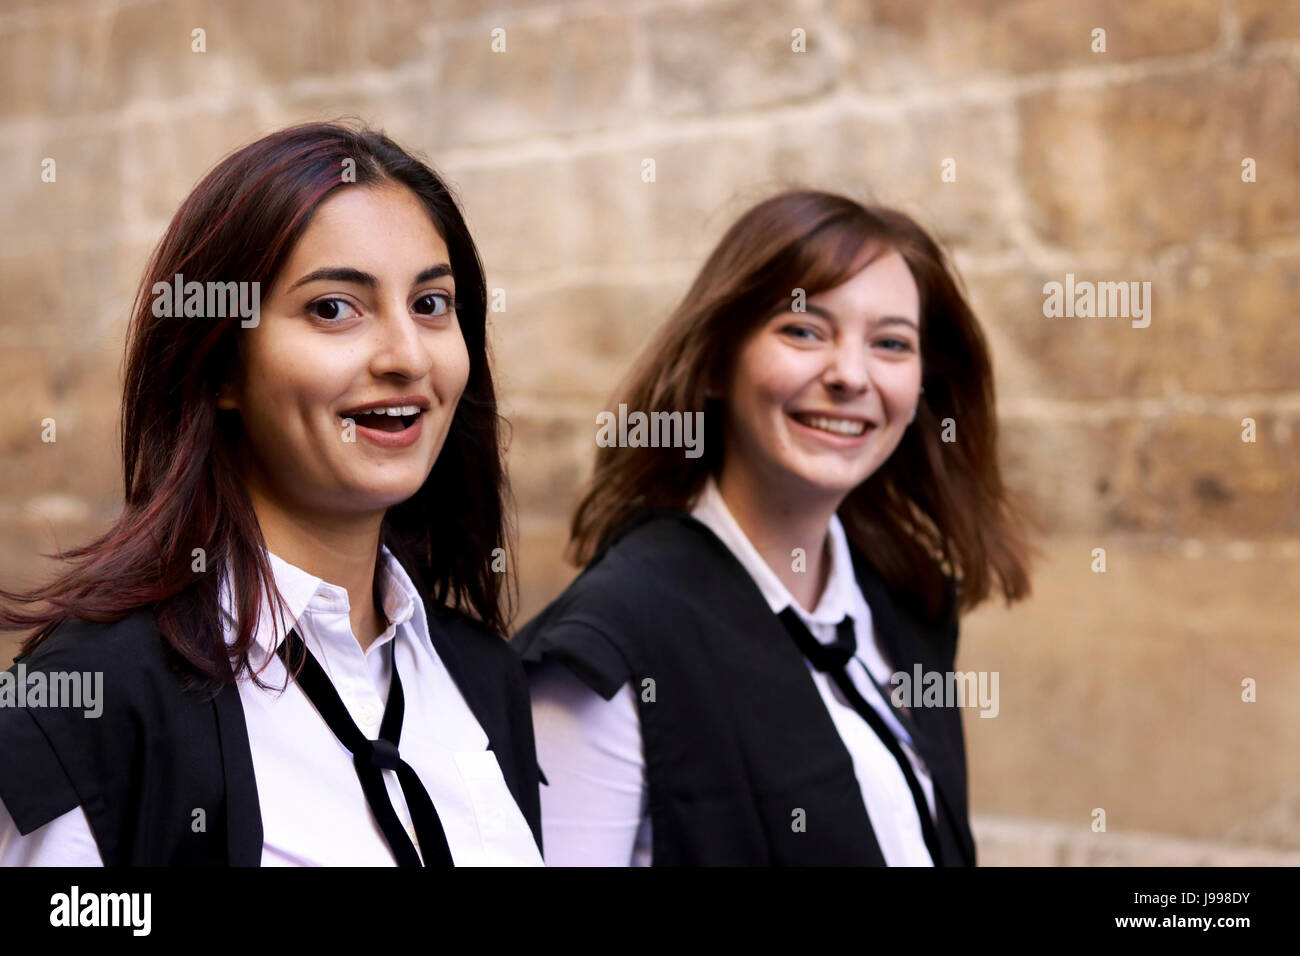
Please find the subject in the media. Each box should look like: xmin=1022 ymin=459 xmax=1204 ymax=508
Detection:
xmin=0 ymin=121 xmax=542 ymax=866
xmin=515 ymin=189 xmax=1038 ymax=866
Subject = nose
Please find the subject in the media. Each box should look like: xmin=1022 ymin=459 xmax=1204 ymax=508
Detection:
xmin=822 ymin=337 xmax=872 ymax=397
xmin=368 ymin=302 xmax=433 ymax=382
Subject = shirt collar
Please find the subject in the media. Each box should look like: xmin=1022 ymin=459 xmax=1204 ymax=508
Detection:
xmin=689 ymin=475 xmax=858 ymax=626
xmin=220 ymin=544 xmax=423 ymax=663
xmin=377 ymin=545 xmax=423 ymax=639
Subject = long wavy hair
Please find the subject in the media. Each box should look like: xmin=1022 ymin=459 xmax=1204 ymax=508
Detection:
xmin=569 ymin=189 xmax=1039 ymax=625
xmin=1 ymin=120 xmax=514 ymax=685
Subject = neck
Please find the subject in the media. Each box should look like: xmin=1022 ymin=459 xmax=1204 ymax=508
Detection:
xmin=246 ymin=482 xmax=388 ymax=653
xmin=715 ymin=466 xmax=841 ymax=613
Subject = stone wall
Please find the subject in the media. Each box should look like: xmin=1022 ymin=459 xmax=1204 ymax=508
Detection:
xmin=0 ymin=0 xmax=1296 ymax=863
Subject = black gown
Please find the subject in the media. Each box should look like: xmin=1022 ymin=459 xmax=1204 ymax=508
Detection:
xmin=513 ymin=509 xmax=976 ymax=866
xmin=0 ymin=604 xmax=543 ymax=866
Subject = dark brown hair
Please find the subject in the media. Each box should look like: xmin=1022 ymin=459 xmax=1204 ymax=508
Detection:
xmin=569 ymin=189 xmax=1039 ymax=624
xmin=1 ymin=120 xmax=514 ymax=684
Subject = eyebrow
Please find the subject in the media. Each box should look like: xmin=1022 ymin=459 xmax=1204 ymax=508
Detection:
xmin=287 ymin=263 xmax=453 ymax=292
xmin=802 ymin=303 xmax=919 ymax=332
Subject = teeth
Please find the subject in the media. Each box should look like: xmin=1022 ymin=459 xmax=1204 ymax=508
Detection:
xmin=346 ymin=405 xmax=421 ymax=417
xmin=796 ymin=414 xmax=868 ymax=437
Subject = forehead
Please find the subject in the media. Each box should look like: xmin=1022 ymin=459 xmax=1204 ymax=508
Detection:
xmin=283 ymin=184 xmax=449 ymax=274
xmin=809 ymin=248 xmax=919 ymax=317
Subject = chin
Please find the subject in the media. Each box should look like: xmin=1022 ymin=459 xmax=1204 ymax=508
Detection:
xmin=779 ymin=461 xmax=867 ymax=499
xmin=344 ymin=478 xmax=428 ymax=511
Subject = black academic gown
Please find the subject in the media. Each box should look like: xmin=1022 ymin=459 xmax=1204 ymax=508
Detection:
xmin=0 ymin=605 xmax=543 ymax=866
xmin=513 ymin=509 xmax=977 ymax=867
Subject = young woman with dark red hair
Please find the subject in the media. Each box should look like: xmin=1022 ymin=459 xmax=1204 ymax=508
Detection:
xmin=0 ymin=122 xmax=542 ymax=866
xmin=515 ymin=190 xmax=1039 ymax=866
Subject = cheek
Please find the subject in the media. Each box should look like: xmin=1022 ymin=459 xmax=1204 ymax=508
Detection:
xmin=726 ymin=349 xmax=789 ymax=441
xmin=442 ymin=363 xmax=470 ymax=414
xmin=238 ymin=341 xmax=287 ymax=426
xmin=238 ymin=335 xmax=337 ymax=439
xmin=743 ymin=351 xmax=807 ymax=416
xmin=451 ymin=342 xmax=471 ymax=397
xmin=883 ymin=371 xmax=923 ymax=417
xmin=431 ymin=326 xmax=471 ymax=401
xmin=755 ymin=371 xmax=796 ymax=410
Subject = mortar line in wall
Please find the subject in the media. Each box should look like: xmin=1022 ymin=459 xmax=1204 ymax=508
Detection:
xmin=0 ymin=0 xmax=158 ymax=33
xmin=0 ymin=0 xmax=755 ymax=36
xmin=998 ymin=393 xmax=1300 ymax=422
xmin=4 ymin=218 xmax=1299 ymax=274
xmin=0 ymin=35 xmax=1293 ymax=151
xmin=416 ymin=44 xmax=1300 ymax=170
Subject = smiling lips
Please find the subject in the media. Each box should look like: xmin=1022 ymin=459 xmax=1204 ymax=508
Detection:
xmin=340 ymin=397 xmax=429 ymax=432
xmin=339 ymin=399 xmax=429 ymax=446
xmin=343 ymin=404 xmax=422 ymax=432
xmin=790 ymin=412 xmax=875 ymax=438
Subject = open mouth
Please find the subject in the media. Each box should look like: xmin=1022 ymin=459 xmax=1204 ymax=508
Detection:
xmin=340 ymin=405 xmax=423 ymax=432
xmin=790 ymin=412 xmax=873 ymax=438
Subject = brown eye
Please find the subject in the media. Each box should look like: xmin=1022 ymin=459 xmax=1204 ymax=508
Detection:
xmin=413 ymin=292 xmax=453 ymax=316
xmin=309 ymin=298 xmax=359 ymax=322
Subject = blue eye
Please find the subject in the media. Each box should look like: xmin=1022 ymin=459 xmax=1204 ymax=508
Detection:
xmin=414 ymin=292 xmax=454 ymax=316
xmin=308 ymin=297 xmax=360 ymax=322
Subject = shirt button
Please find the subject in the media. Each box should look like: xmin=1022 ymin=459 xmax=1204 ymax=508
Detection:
xmin=358 ymin=703 xmax=381 ymax=729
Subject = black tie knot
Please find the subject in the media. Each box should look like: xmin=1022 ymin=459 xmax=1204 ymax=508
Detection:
xmin=361 ymin=738 xmax=401 ymax=771
xmin=778 ymin=608 xmax=856 ymax=672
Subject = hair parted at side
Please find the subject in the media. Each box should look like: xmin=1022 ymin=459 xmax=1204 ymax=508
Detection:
xmin=569 ymin=188 xmax=1040 ymax=625
xmin=0 ymin=119 xmax=514 ymax=686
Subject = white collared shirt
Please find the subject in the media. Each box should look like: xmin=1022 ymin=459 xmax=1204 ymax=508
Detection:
xmin=0 ymin=547 xmax=543 ymax=867
xmin=530 ymin=476 xmax=936 ymax=866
